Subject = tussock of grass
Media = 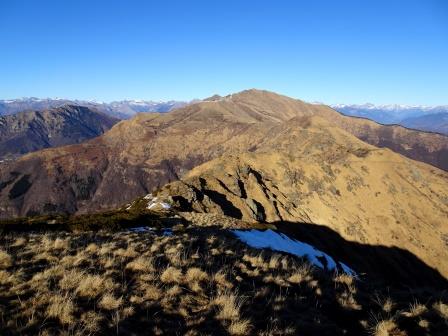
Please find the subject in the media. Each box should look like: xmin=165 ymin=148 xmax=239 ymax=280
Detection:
xmin=186 ymin=267 xmax=208 ymax=282
xmin=214 ymin=291 xmax=243 ymax=320
xmin=46 ymin=294 xmax=76 ymax=325
xmin=213 ymin=269 xmax=234 ymax=289
xmin=228 ymin=319 xmax=252 ymax=335
xmin=0 ymin=249 xmax=12 ymax=269
xmin=402 ymin=301 xmax=427 ymax=317
xmin=76 ymin=274 xmax=116 ymax=298
xmin=160 ymin=266 xmax=183 ymax=284
xmin=126 ymin=256 xmax=154 ymax=272
xmin=372 ymin=319 xmax=402 ymax=336
xmin=287 ymin=264 xmax=312 ymax=284
xmin=59 ymin=269 xmax=85 ymax=291
xmin=433 ymin=301 xmax=448 ymax=320
xmin=98 ymin=293 xmax=123 ymax=310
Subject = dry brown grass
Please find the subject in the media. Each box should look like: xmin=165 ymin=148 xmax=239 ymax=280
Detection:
xmin=0 ymin=227 xmax=446 ymax=335
xmin=46 ymin=294 xmax=75 ymax=325
xmin=126 ymin=256 xmax=154 ymax=272
xmin=98 ymin=293 xmax=123 ymax=310
xmin=185 ymin=267 xmax=209 ymax=292
xmin=113 ymin=246 xmax=139 ymax=259
xmin=59 ymin=269 xmax=85 ymax=291
xmin=85 ymin=242 xmax=99 ymax=253
xmin=402 ymin=301 xmax=427 ymax=317
xmin=160 ymin=266 xmax=183 ymax=284
xmin=228 ymin=318 xmax=252 ymax=335
xmin=0 ymin=270 xmax=15 ymax=285
xmin=433 ymin=301 xmax=448 ymax=320
xmin=0 ymin=249 xmax=12 ymax=269
xmin=213 ymin=269 xmax=234 ymax=289
xmin=41 ymin=235 xmax=69 ymax=251
xmin=372 ymin=319 xmax=404 ymax=336
xmin=214 ymin=291 xmax=244 ymax=320
xmin=76 ymin=274 xmax=116 ymax=298
xmin=11 ymin=237 xmax=26 ymax=247
xmin=287 ymin=263 xmax=312 ymax=284
xmin=142 ymin=283 xmax=162 ymax=301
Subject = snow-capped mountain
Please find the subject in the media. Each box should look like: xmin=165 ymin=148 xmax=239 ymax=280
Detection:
xmin=331 ymin=103 xmax=448 ymax=134
xmin=0 ymin=98 xmax=190 ymax=119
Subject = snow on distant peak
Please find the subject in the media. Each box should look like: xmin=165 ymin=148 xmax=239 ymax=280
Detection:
xmin=330 ymin=103 xmax=444 ymax=111
xmin=232 ymin=229 xmax=356 ymax=276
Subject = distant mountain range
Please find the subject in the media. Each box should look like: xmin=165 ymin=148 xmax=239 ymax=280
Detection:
xmin=0 ymin=105 xmax=119 ymax=160
xmin=401 ymin=112 xmax=448 ymax=135
xmin=0 ymin=97 xmax=189 ymax=119
xmin=332 ymin=103 xmax=448 ymax=135
xmin=3 ymin=98 xmax=446 ymax=135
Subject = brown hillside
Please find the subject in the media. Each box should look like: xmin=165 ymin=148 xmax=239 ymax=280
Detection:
xmin=151 ymin=116 xmax=448 ymax=280
xmin=0 ymin=89 xmax=447 ymax=219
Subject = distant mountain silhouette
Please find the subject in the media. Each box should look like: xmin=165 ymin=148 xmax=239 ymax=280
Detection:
xmin=333 ymin=103 xmax=448 ymax=135
xmin=401 ymin=112 xmax=448 ymax=135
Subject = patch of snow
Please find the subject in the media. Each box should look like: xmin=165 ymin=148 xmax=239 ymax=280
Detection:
xmin=145 ymin=195 xmax=171 ymax=210
xmin=232 ymin=229 xmax=356 ymax=276
xmin=128 ymin=226 xmax=173 ymax=236
xmin=162 ymin=228 xmax=173 ymax=236
xmin=125 ymin=200 xmax=136 ymax=210
xmin=129 ymin=226 xmax=154 ymax=233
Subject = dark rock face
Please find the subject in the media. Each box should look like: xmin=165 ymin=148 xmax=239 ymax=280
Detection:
xmin=0 ymin=105 xmax=119 ymax=160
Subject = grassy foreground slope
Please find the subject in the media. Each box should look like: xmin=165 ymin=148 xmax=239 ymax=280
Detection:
xmin=0 ymin=213 xmax=447 ymax=336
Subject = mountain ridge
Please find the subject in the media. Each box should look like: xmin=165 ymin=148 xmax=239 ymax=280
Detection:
xmin=332 ymin=103 xmax=448 ymax=135
xmin=0 ymin=97 xmax=189 ymax=119
xmin=0 ymin=105 xmax=119 ymax=160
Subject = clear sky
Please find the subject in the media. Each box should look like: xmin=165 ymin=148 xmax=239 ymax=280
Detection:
xmin=0 ymin=0 xmax=447 ymax=104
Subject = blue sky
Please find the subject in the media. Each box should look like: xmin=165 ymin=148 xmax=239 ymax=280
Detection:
xmin=0 ymin=0 xmax=447 ymax=104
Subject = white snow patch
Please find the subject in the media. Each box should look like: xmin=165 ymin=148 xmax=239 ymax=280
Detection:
xmin=129 ymin=226 xmax=154 ymax=233
xmin=145 ymin=195 xmax=171 ymax=210
xmin=232 ymin=229 xmax=356 ymax=276
xmin=162 ymin=228 xmax=173 ymax=236
xmin=125 ymin=200 xmax=136 ymax=210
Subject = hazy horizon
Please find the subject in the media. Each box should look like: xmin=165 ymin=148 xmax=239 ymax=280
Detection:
xmin=1 ymin=91 xmax=448 ymax=108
